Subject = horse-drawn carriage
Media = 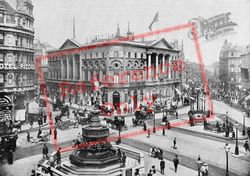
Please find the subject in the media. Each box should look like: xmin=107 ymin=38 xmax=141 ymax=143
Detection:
xmin=73 ymin=109 xmax=91 ymax=126
xmin=98 ymin=105 xmax=114 ymax=116
xmin=54 ymin=112 xmax=78 ymax=130
xmin=104 ymin=115 xmax=127 ymax=130
xmin=133 ymin=107 xmax=154 ymax=126
xmin=153 ymin=104 xmax=164 ymax=113
xmin=52 ymin=97 xmax=63 ymax=111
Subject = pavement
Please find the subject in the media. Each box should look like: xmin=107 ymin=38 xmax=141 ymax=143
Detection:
xmin=0 ymin=144 xmax=197 ymax=176
xmin=3 ymin=98 xmax=249 ymax=176
xmin=212 ymin=100 xmax=250 ymax=128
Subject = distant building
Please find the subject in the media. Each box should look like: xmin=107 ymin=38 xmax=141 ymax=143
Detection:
xmin=46 ymin=26 xmax=183 ymax=111
xmin=219 ymin=39 xmax=245 ymax=90
xmin=34 ymin=39 xmax=54 ymax=94
xmin=0 ymin=0 xmax=35 ymax=123
xmin=240 ymin=45 xmax=250 ymax=90
xmin=212 ymin=62 xmax=219 ymax=79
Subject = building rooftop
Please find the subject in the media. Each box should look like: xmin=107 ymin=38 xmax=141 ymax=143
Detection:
xmin=0 ymin=0 xmax=16 ymax=15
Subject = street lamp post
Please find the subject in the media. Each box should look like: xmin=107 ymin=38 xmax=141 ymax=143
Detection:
xmin=235 ymin=123 xmax=239 ymax=155
xmin=225 ymin=114 xmax=229 ymax=137
xmin=117 ymin=120 xmax=122 ymax=144
xmin=224 ymin=143 xmax=231 ymax=176
xmin=153 ymin=112 xmax=156 ymax=133
xmin=243 ymin=112 xmax=246 ymax=136
xmin=196 ymin=89 xmax=199 ymax=111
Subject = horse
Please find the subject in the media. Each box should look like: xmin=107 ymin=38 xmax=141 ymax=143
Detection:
xmin=12 ymin=121 xmax=23 ymax=131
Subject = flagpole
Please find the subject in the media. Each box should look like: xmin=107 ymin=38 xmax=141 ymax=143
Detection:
xmin=157 ymin=18 xmax=159 ymax=40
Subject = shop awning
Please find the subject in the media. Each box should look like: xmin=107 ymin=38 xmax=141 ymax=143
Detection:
xmin=28 ymin=101 xmax=40 ymax=114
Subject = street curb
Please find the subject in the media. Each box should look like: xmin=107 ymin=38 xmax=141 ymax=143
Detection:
xmin=122 ymin=138 xmax=247 ymax=176
xmin=172 ymin=126 xmax=248 ymax=141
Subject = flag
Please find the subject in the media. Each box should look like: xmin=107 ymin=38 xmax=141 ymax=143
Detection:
xmin=148 ymin=12 xmax=159 ymax=31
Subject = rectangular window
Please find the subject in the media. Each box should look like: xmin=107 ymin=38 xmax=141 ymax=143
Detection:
xmin=0 ymin=13 xmax=3 ymax=23
xmin=0 ymin=53 xmax=3 ymax=62
xmin=0 ymin=34 xmax=4 ymax=44
xmin=114 ymin=51 xmax=119 ymax=57
xmin=0 ymin=74 xmax=4 ymax=83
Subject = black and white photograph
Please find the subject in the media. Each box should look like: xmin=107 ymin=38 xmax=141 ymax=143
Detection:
xmin=0 ymin=0 xmax=249 ymax=175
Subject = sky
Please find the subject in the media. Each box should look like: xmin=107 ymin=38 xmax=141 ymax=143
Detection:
xmin=9 ymin=0 xmax=250 ymax=66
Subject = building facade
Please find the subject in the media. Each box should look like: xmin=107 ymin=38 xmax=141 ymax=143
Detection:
xmin=240 ymin=45 xmax=250 ymax=90
xmin=0 ymin=0 xmax=35 ymax=123
xmin=219 ymin=39 xmax=245 ymax=90
xmin=46 ymin=36 xmax=183 ymax=112
xmin=34 ymin=39 xmax=54 ymax=96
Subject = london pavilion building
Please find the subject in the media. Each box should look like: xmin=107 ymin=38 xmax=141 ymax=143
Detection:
xmin=0 ymin=0 xmax=35 ymax=122
xmin=46 ymin=27 xmax=184 ymax=113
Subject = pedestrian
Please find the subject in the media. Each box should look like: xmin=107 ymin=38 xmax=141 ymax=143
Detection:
xmin=77 ymin=133 xmax=82 ymax=142
xmin=231 ymin=131 xmax=235 ymax=139
xmin=31 ymin=169 xmax=36 ymax=176
xmin=117 ymin=148 xmax=121 ymax=162
xmin=160 ymin=159 xmax=165 ymax=174
xmin=134 ymin=168 xmax=140 ymax=176
xmin=173 ymin=155 xmax=179 ymax=173
xmin=47 ymin=166 xmax=54 ymax=176
xmin=43 ymin=114 xmax=47 ymax=124
xmin=121 ymin=152 xmax=126 ymax=167
xmin=80 ymin=100 xmax=83 ymax=107
xmin=173 ymin=137 xmax=177 ymax=149
xmin=151 ymin=165 xmax=156 ymax=176
xmin=54 ymin=128 xmax=57 ymax=140
xmin=38 ymin=116 xmax=42 ymax=127
xmin=147 ymin=169 xmax=152 ymax=176
xmin=37 ymin=128 xmax=42 ymax=138
xmin=56 ymin=147 xmax=61 ymax=166
xmin=244 ymin=141 xmax=249 ymax=152
xmin=30 ymin=118 xmax=33 ymax=129
xmin=27 ymin=131 xmax=30 ymax=142
xmin=7 ymin=150 xmax=13 ymax=165
xmin=198 ymin=155 xmax=201 ymax=161
xmin=162 ymin=127 xmax=165 ymax=136
xmin=143 ymin=122 xmax=147 ymax=131
xmin=176 ymin=111 xmax=178 ymax=119
xmin=43 ymin=144 xmax=49 ymax=159
xmin=200 ymin=163 xmax=208 ymax=176
xmin=147 ymin=129 xmax=151 ymax=138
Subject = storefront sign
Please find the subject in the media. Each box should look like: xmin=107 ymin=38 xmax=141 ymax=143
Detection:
xmin=188 ymin=12 xmax=237 ymax=40
xmin=0 ymin=63 xmax=35 ymax=70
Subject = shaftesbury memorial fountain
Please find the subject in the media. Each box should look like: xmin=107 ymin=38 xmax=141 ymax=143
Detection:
xmin=69 ymin=109 xmax=120 ymax=167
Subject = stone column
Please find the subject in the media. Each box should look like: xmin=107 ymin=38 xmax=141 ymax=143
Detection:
xmin=72 ymin=55 xmax=76 ymax=80
xmin=66 ymin=56 xmax=70 ymax=80
xmin=147 ymin=54 xmax=152 ymax=81
xmin=155 ymin=54 xmax=159 ymax=80
xmin=88 ymin=71 xmax=91 ymax=81
xmin=79 ymin=56 xmax=83 ymax=81
xmin=169 ymin=56 xmax=172 ymax=80
xmin=99 ymin=70 xmax=103 ymax=82
xmin=60 ymin=57 xmax=63 ymax=79
xmin=162 ymin=54 xmax=165 ymax=76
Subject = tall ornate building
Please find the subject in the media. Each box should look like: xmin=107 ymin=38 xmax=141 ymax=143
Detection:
xmin=46 ymin=28 xmax=183 ymax=112
xmin=219 ymin=39 xmax=245 ymax=90
xmin=0 ymin=0 xmax=35 ymax=123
